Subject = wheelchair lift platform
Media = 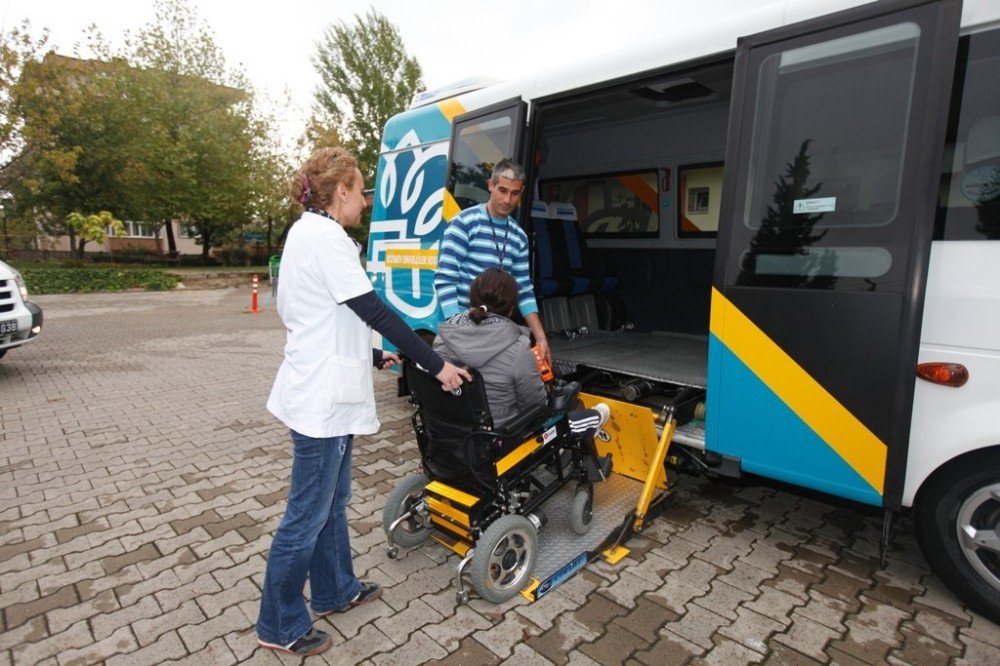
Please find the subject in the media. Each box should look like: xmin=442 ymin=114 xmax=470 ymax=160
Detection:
xmin=523 ymin=473 xmax=650 ymax=601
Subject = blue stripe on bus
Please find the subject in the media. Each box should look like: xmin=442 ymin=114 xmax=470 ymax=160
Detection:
xmin=706 ymin=335 xmax=883 ymax=507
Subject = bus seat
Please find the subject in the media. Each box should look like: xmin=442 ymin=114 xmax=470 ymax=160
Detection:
xmin=548 ymin=203 xmax=619 ymax=295
xmin=531 ymin=200 xmax=576 ymax=298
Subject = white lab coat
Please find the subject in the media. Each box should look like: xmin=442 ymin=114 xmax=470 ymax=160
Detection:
xmin=266 ymin=211 xmax=378 ymax=438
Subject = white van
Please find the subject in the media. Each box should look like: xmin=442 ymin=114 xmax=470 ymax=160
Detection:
xmin=0 ymin=259 xmax=43 ymax=360
xmin=367 ymin=0 xmax=1000 ymax=620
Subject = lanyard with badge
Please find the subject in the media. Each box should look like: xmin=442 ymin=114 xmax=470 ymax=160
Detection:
xmin=487 ymin=205 xmax=510 ymax=267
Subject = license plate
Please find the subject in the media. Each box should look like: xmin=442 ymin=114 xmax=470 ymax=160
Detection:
xmin=0 ymin=319 xmax=17 ymax=335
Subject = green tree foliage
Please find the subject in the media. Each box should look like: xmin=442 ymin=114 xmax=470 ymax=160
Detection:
xmin=4 ymin=0 xmax=283 ymax=264
xmin=123 ymin=0 xmax=268 ymax=262
xmin=313 ymin=10 xmax=423 ymax=183
xmin=9 ymin=52 xmax=138 ymax=250
xmin=66 ymin=210 xmax=124 ymax=256
xmin=0 ymin=21 xmax=49 ymax=255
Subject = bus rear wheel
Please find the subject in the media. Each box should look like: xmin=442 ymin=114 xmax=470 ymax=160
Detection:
xmin=915 ymin=449 xmax=1000 ymax=623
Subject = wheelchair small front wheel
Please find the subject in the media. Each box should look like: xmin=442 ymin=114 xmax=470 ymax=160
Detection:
xmin=570 ymin=483 xmax=594 ymax=535
xmin=470 ymin=514 xmax=538 ymax=603
xmin=383 ymin=473 xmax=431 ymax=548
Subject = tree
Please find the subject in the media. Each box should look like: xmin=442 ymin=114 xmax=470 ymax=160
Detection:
xmin=66 ymin=210 xmax=124 ymax=256
xmin=122 ymin=0 xmax=262 ymax=260
xmin=313 ymin=10 xmax=423 ymax=183
xmin=9 ymin=52 xmax=139 ymax=249
xmin=0 ymin=20 xmax=48 ymax=171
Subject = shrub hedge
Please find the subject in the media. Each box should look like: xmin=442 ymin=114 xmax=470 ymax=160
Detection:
xmin=20 ymin=268 xmax=179 ymax=294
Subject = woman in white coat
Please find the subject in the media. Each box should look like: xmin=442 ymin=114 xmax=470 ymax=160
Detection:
xmin=256 ymin=147 xmax=469 ymax=656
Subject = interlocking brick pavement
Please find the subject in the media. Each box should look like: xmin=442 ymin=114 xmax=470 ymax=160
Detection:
xmin=1 ymin=288 xmax=998 ymax=664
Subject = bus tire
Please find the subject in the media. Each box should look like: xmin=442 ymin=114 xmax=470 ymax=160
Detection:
xmin=914 ymin=449 xmax=1000 ymax=623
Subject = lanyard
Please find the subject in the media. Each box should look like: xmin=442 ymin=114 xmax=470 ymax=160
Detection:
xmin=486 ymin=206 xmax=510 ymax=267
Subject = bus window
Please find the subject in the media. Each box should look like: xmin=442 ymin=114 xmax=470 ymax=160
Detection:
xmin=539 ymin=170 xmax=659 ymax=238
xmin=733 ymin=19 xmax=931 ymax=289
xmin=449 ymin=107 xmax=519 ymax=210
xmin=936 ymin=29 xmax=1000 ymax=240
xmin=678 ymin=163 xmax=723 ymax=238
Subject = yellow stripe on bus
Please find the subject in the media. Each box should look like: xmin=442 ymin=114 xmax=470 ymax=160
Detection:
xmin=710 ymin=288 xmax=887 ymax=494
xmin=443 ymin=190 xmax=461 ymax=222
xmin=437 ymin=98 xmax=466 ymax=123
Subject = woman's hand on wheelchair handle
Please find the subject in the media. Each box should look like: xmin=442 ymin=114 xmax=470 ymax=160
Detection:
xmin=436 ymin=362 xmax=472 ymax=392
xmin=379 ymin=351 xmax=401 ymax=370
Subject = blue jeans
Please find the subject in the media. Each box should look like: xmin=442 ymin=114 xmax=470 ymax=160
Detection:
xmin=256 ymin=431 xmax=362 ymax=645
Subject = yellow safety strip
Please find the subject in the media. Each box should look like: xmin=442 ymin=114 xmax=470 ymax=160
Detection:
xmin=437 ymin=98 xmax=466 ymax=123
xmin=431 ymin=514 xmax=472 ymax=539
xmin=426 ymin=496 xmax=471 ymax=527
xmin=496 ymin=438 xmax=541 ymax=476
xmin=710 ymin=288 xmax=887 ymax=494
xmin=425 ymin=480 xmax=479 ymax=507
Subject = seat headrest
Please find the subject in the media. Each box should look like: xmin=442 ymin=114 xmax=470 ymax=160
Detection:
xmin=530 ymin=200 xmax=550 ymax=218
xmin=549 ymin=202 xmax=578 ymax=221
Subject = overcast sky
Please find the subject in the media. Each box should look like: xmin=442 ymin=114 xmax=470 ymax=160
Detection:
xmin=2 ymin=0 xmax=773 ymax=149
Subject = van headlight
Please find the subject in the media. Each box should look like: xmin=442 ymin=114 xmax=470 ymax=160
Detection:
xmin=12 ymin=269 xmax=29 ymax=300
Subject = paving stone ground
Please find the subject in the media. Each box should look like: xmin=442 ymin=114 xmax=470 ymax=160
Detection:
xmin=1 ymin=288 xmax=998 ymax=665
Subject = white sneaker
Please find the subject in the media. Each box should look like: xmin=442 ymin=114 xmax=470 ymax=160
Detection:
xmin=594 ymin=403 xmax=610 ymax=430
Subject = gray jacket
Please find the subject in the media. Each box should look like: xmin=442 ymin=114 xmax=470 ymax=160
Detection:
xmin=433 ymin=312 xmax=546 ymax=428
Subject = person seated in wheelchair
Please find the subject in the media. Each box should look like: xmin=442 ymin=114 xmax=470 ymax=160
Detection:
xmin=432 ymin=268 xmax=610 ymax=442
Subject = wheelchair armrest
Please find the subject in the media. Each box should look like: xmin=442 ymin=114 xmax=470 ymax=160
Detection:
xmin=495 ymin=403 xmax=551 ymax=441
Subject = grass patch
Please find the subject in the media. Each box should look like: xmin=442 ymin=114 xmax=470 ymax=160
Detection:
xmin=21 ymin=267 xmax=179 ymax=294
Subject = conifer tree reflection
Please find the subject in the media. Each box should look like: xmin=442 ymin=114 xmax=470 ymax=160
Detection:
xmin=737 ymin=140 xmax=837 ymax=289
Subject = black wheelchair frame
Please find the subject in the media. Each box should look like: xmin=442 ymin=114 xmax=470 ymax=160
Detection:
xmin=383 ymin=360 xmax=606 ymax=603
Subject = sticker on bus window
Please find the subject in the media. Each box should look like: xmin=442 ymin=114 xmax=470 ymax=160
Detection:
xmin=960 ymin=166 xmax=1000 ymax=203
xmin=793 ymin=197 xmax=837 ymax=214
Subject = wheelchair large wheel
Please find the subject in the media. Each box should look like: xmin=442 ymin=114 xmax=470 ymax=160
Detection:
xmin=382 ymin=473 xmax=431 ymax=549
xmin=470 ymin=514 xmax=538 ymax=603
xmin=570 ymin=483 xmax=594 ymax=535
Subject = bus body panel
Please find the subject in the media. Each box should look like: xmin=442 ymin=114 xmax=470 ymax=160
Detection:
xmin=368 ymin=101 xmax=465 ymax=334
xmin=904 ymin=241 xmax=1000 ymax=505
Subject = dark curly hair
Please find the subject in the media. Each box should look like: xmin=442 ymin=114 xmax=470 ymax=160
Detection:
xmin=468 ymin=269 xmax=518 ymax=324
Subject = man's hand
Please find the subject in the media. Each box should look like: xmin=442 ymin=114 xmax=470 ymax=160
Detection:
xmin=378 ymin=351 xmax=401 ymax=370
xmin=436 ymin=361 xmax=473 ymax=392
xmin=524 ymin=313 xmax=552 ymax=363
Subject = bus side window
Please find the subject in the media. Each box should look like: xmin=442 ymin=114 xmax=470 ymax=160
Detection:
xmin=936 ymin=30 xmax=1000 ymax=240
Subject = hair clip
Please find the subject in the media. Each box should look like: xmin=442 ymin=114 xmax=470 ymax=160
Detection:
xmin=299 ymin=174 xmax=311 ymax=204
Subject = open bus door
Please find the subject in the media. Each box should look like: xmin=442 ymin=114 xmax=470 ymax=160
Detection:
xmin=708 ymin=0 xmax=962 ymax=509
xmin=443 ymin=98 xmax=528 ymax=221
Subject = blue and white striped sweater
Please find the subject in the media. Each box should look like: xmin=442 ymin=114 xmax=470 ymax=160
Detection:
xmin=434 ymin=204 xmax=539 ymax=319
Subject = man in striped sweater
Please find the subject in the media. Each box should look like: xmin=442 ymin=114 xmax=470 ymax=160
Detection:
xmin=434 ymin=159 xmax=551 ymax=361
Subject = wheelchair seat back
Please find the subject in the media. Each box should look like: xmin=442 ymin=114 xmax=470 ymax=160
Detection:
xmin=405 ymin=361 xmax=499 ymax=487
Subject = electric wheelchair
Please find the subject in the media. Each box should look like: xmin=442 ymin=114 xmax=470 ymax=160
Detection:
xmin=382 ymin=360 xmax=611 ymax=603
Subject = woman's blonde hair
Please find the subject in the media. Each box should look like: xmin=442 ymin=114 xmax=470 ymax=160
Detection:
xmin=289 ymin=147 xmax=359 ymax=210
